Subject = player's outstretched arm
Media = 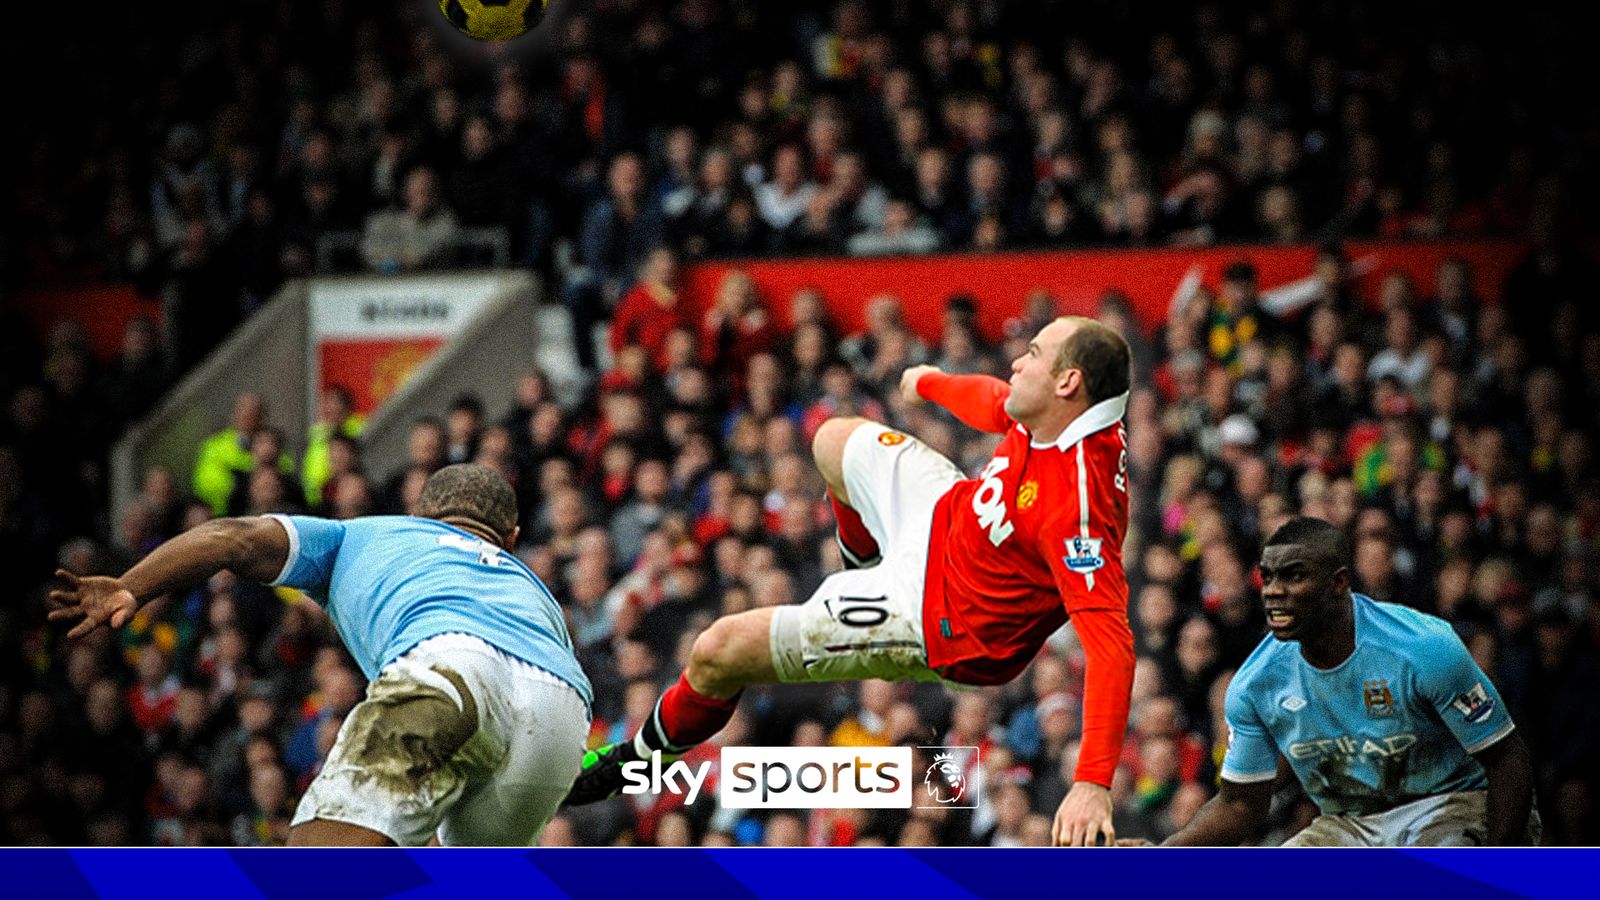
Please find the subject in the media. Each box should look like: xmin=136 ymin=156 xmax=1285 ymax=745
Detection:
xmin=900 ymin=365 xmax=1014 ymax=434
xmin=1160 ymin=767 xmax=1280 ymax=846
xmin=1474 ymin=730 xmax=1535 ymax=845
xmin=1058 ymin=608 xmax=1136 ymax=846
xmin=49 ymin=517 xmax=291 ymax=639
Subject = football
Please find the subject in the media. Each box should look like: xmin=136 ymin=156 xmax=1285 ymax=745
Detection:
xmin=437 ymin=0 xmax=546 ymax=41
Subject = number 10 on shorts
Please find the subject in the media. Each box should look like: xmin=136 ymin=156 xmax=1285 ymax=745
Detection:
xmin=827 ymin=594 xmax=889 ymax=628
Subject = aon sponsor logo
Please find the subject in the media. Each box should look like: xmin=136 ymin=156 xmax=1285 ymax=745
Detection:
xmin=972 ymin=457 xmax=1015 ymax=547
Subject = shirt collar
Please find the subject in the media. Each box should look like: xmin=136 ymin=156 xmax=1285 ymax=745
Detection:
xmin=1029 ymin=392 xmax=1129 ymax=450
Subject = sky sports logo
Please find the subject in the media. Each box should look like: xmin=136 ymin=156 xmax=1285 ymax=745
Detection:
xmin=620 ymin=746 xmax=981 ymax=809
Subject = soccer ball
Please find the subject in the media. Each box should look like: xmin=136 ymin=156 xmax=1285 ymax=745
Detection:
xmin=438 ymin=0 xmax=547 ymax=42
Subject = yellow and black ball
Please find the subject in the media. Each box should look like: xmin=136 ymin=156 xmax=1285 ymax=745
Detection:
xmin=438 ymin=0 xmax=547 ymax=42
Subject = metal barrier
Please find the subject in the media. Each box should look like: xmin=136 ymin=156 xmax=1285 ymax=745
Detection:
xmin=314 ymin=227 xmax=511 ymax=273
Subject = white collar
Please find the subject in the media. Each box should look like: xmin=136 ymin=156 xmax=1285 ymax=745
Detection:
xmin=1027 ymin=392 xmax=1129 ymax=450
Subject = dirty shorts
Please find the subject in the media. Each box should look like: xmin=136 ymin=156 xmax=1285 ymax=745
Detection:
xmin=770 ymin=422 xmax=962 ymax=684
xmin=292 ymin=633 xmax=590 ymax=846
xmin=1282 ymin=790 xmax=1542 ymax=846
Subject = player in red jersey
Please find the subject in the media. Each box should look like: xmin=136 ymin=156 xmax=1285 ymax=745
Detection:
xmin=567 ymin=316 xmax=1135 ymax=846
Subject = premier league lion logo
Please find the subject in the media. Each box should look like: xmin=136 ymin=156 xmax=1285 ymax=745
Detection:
xmin=923 ymin=752 xmax=967 ymax=805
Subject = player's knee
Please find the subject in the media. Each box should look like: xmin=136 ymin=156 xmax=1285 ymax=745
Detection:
xmin=812 ymin=417 xmax=867 ymax=481
xmin=687 ymin=618 xmax=747 ymax=696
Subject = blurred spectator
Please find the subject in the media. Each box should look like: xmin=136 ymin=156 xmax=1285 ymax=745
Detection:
xmin=447 ymin=116 xmax=514 ymax=230
xmin=126 ymin=647 xmax=180 ymax=738
xmin=609 ymin=247 xmax=691 ymax=374
xmin=847 ymin=198 xmax=941 ymax=256
xmin=380 ymin=417 xmax=446 ymax=514
xmin=445 ymin=394 xmax=486 ymax=465
xmin=192 ymin=393 xmax=265 ymax=516
xmin=701 ymin=270 xmax=780 ymax=387
xmin=162 ymin=218 xmax=239 ymax=373
xmin=358 ymin=166 xmax=461 ymax=273
xmin=100 ymin=317 xmax=169 ymax=425
xmin=284 ymin=663 xmax=362 ymax=782
xmin=300 ymin=387 xmax=365 ymax=508
xmin=830 ymin=680 xmax=897 ymax=748
xmin=566 ymin=152 xmax=667 ymax=371
xmin=756 ymin=145 xmax=818 ymax=232
xmin=227 ymin=427 xmax=300 ymax=516
xmin=231 ymin=764 xmax=294 ymax=846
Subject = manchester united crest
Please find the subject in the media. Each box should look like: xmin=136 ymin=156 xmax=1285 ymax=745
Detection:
xmin=877 ymin=431 xmax=908 ymax=447
xmin=1017 ymin=480 xmax=1039 ymax=510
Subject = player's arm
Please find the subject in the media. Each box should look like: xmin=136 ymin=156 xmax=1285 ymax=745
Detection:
xmin=1412 ymin=621 xmax=1531 ymax=845
xmin=1161 ymin=670 xmax=1287 ymax=845
xmin=1051 ymin=605 xmax=1136 ymax=846
xmin=1473 ymin=729 xmax=1535 ymax=846
xmin=1161 ymin=761 xmax=1286 ymax=846
xmin=1039 ymin=503 xmax=1135 ymax=844
xmin=1069 ymin=607 xmax=1136 ymax=790
xmin=49 ymin=516 xmax=291 ymax=638
xmin=900 ymin=365 xmax=1013 ymax=434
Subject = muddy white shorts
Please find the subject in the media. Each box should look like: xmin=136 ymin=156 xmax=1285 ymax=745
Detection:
xmin=770 ymin=422 xmax=964 ymax=684
xmin=291 ymin=633 xmax=591 ymax=846
xmin=1282 ymin=790 xmax=1542 ymax=846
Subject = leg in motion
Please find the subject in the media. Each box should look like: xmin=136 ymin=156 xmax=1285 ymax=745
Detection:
xmin=813 ymin=417 xmax=880 ymax=568
xmin=565 ymin=609 xmax=778 ymax=805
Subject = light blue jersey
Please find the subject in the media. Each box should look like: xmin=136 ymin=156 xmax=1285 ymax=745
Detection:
xmin=1222 ymin=594 xmax=1512 ymax=816
xmin=267 ymin=515 xmax=592 ymax=709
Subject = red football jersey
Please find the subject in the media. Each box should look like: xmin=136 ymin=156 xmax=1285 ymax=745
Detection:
xmin=915 ymin=372 xmax=1135 ymax=786
xmin=918 ymin=374 xmax=1131 ymax=685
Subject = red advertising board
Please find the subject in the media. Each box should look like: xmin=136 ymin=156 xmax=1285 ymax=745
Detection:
xmin=307 ymin=275 xmax=503 ymax=417
xmin=8 ymin=284 xmax=162 ymax=363
xmin=9 ymin=240 xmax=1532 ymax=367
xmin=680 ymin=240 xmax=1528 ymax=342
xmin=316 ymin=338 xmax=447 ymax=414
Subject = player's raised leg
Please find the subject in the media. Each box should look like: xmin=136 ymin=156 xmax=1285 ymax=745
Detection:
xmin=812 ymin=416 xmax=866 ymax=503
xmin=565 ymin=608 xmax=778 ymax=805
xmin=566 ymin=413 xmax=960 ymax=807
xmin=813 ymin=416 xmax=880 ymax=568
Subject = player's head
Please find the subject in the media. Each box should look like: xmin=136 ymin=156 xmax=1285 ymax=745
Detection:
xmin=1004 ymin=316 xmax=1131 ymax=423
xmin=1259 ymin=516 xmax=1351 ymax=642
xmin=416 ymin=463 xmax=521 ymax=549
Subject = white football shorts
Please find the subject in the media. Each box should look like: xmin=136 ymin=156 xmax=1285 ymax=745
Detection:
xmin=770 ymin=422 xmax=964 ymax=684
xmin=292 ymin=632 xmax=590 ymax=846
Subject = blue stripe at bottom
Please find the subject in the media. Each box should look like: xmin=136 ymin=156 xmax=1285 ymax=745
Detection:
xmin=1 ymin=848 xmax=1596 ymax=900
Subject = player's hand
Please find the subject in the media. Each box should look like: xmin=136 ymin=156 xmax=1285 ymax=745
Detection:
xmin=899 ymin=364 xmax=942 ymax=406
xmin=1115 ymin=838 xmax=1152 ymax=847
xmin=47 ymin=569 xmax=138 ymax=639
xmin=1053 ymin=781 xmax=1115 ymax=847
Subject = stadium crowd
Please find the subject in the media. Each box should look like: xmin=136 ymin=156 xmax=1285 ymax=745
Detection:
xmin=3 ymin=0 xmax=1599 ymax=847
xmin=9 ymin=0 xmax=1595 ymax=372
